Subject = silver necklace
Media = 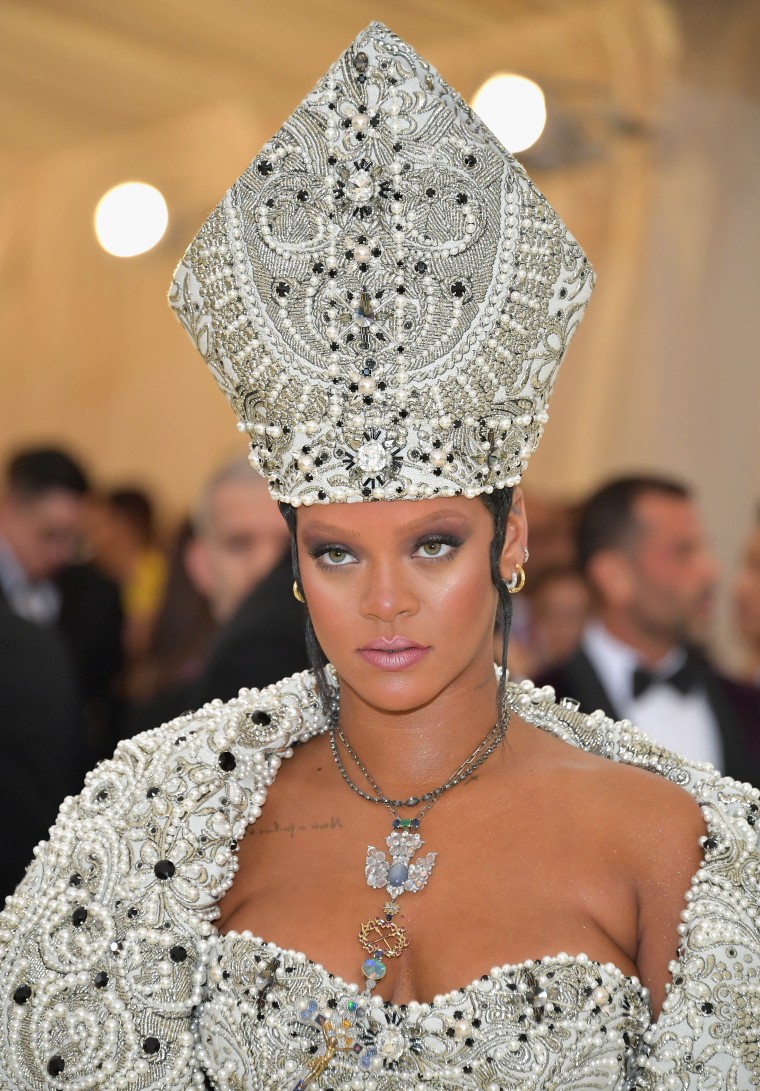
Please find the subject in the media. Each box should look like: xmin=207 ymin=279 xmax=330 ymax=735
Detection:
xmin=330 ymin=721 xmax=506 ymax=809
xmin=328 ymin=712 xmax=509 ymax=992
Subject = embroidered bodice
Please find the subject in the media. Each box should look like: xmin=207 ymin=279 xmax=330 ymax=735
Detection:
xmin=197 ymin=932 xmax=649 ymax=1090
xmin=1 ymin=672 xmax=759 ymax=1090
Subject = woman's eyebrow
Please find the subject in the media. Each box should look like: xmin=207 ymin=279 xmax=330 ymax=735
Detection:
xmin=300 ymin=509 xmax=469 ymax=538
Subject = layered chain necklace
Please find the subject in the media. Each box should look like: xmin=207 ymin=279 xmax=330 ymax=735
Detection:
xmin=328 ymin=712 xmax=509 ymax=995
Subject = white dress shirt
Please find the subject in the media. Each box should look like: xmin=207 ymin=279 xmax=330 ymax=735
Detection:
xmin=582 ymin=621 xmax=724 ymax=769
xmin=0 ymin=535 xmax=60 ymax=624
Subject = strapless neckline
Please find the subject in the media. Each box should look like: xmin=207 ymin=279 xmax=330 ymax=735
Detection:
xmin=212 ymin=928 xmax=650 ymax=1014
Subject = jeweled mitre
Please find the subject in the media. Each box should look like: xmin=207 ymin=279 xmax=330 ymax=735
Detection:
xmin=170 ymin=22 xmax=594 ymax=505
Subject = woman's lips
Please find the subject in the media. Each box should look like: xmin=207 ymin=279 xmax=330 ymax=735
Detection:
xmin=358 ymin=638 xmax=430 ymax=671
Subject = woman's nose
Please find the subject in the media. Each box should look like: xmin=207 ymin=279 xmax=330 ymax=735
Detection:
xmin=359 ymin=561 xmax=419 ymax=622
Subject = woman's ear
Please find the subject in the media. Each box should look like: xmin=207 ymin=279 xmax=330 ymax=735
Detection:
xmin=499 ymin=488 xmax=529 ymax=583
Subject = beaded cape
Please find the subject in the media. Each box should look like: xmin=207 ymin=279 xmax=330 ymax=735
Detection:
xmin=169 ymin=23 xmax=594 ymax=506
xmin=1 ymin=672 xmax=759 ymax=1090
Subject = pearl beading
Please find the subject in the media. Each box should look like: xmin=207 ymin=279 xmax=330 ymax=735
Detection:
xmin=169 ymin=22 xmax=593 ymax=506
xmin=1 ymin=670 xmax=759 ymax=1088
xmin=196 ymin=934 xmax=649 ymax=1090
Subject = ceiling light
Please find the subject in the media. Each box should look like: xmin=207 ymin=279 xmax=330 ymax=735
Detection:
xmin=95 ymin=182 xmax=169 ymax=257
xmin=472 ymin=74 xmax=547 ymax=154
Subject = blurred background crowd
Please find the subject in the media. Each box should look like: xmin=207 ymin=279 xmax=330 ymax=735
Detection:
xmin=2 ymin=0 xmax=759 ymax=894
xmin=3 ymin=443 xmax=760 ymax=893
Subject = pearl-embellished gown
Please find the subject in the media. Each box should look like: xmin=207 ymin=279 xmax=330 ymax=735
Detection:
xmin=1 ymin=671 xmax=758 ymax=1090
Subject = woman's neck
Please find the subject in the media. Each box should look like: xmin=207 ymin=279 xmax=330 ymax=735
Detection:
xmin=332 ymin=665 xmax=503 ymax=800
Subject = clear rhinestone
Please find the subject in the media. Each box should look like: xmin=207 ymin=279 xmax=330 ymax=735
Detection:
xmin=357 ymin=442 xmax=387 ymax=473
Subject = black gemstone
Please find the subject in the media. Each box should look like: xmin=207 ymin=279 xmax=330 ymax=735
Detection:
xmin=13 ymin=985 xmax=32 ymax=1004
xmin=275 ymin=282 xmax=290 ymax=298
xmin=464 ymin=154 xmax=477 ymax=167
xmin=48 ymin=1056 xmax=65 ymax=1076
xmin=425 ymin=187 xmax=436 ymax=197
xmin=143 ymin=1036 xmax=161 ymax=1055
xmin=127 ymin=907 xmax=139 ymax=919
xmin=69 ymin=873 xmax=82 ymax=886
xmin=297 ymin=190 xmax=308 ymax=202
xmin=154 ymin=860 xmax=176 ymax=881
xmin=96 ymin=789 xmax=108 ymax=802
xmin=451 ymin=281 xmax=467 ymax=297
xmin=415 ymin=261 xmax=427 ymax=274
xmin=257 ymin=160 xmax=273 ymax=176
xmin=252 ymin=710 xmax=271 ymax=726
xmin=170 ymin=945 xmax=188 ymax=963
xmin=353 ymin=50 xmax=368 ymax=73
xmin=456 ymin=193 xmax=468 ymax=205
xmin=146 ymin=787 xmax=159 ymax=798
xmin=94 ymin=972 xmax=109 ymax=988
xmin=704 ymin=837 xmax=718 ymax=851
xmin=219 ymin=751 xmax=237 ymax=772
xmin=72 ymin=907 xmax=88 ymax=927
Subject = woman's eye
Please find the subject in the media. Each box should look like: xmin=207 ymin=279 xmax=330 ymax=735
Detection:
xmin=416 ymin=540 xmax=454 ymax=558
xmin=321 ymin=546 xmax=352 ymax=565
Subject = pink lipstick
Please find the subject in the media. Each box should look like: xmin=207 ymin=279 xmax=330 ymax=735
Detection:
xmin=358 ymin=636 xmax=430 ymax=671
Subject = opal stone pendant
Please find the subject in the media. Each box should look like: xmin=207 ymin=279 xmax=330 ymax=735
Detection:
xmin=365 ymin=827 xmax=437 ymax=900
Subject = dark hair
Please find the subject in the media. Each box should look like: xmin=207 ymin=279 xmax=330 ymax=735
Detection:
xmin=6 ymin=447 xmax=89 ymax=499
xmin=576 ymin=475 xmax=690 ymax=574
xmin=279 ymin=488 xmax=514 ymax=712
xmin=105 ymin=488 xmax=156 ymax=545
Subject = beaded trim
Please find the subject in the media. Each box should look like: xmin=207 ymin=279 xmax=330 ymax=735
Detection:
xmin=169 ymin=22 xmax=594 ymax=505
xmin=1 ymin=672 xmax=759 ymax=1088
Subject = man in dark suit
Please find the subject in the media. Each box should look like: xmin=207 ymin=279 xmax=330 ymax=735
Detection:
xmin=0 ymin=601 xmax=88 ymax=897
xmin=124 ymin=460 xmax=307 ymax=733
xmin=186 ymin=460 xmax=308 ymax=705
xmin=0 ymin=448 xmax=123 ymax=756
xmin=190 ymin=552 xmax=308 ymax=706
xmin=538 ymin=476 xmax=760 ymax=785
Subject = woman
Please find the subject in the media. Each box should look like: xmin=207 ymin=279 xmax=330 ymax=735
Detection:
xmin=2 ymin=23 xmax=758 ymax=1091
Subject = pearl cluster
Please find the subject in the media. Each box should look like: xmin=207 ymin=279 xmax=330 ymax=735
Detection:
xmin=2 ymin=667 xmax=759 ymax=1088
xmin=196 ymin=932 xmax=649 ymax=1090
xmin=169 ymin=21 xmax=594 ymax=506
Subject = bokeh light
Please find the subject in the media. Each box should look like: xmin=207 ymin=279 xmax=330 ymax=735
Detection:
xmin=94 ymin=182 xmax=168 ymax=257
xmin=472 ymin=74 xmax=547 ymax=153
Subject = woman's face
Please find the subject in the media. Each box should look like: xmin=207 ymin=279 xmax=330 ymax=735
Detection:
xmin=296 ymin=493 xmax=526 ymax=714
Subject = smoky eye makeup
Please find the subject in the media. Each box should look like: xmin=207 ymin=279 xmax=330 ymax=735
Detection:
xmin=307 ymin=542 xmax=357 ymax=568
xmin=413 ymin=531 xmax=464 ymax=556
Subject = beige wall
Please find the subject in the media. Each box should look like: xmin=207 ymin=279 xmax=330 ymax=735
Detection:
xmin=1 ymin=0 xmax=758 ymax=663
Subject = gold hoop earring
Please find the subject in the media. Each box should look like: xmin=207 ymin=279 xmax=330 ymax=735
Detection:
xmin=292 ymin=581 xmax=306 ymax=603
xmin=506 ymin=564 xmax=526 ymax=595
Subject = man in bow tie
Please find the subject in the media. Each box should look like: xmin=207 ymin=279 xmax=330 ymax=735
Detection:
xmin=538 ymin=476 xmax=760 ymax=784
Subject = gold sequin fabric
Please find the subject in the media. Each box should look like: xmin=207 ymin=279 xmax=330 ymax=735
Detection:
xmin=0 ymin=673 xmax=758 ymax=1089
xmin=169 ymin=23 xmax=594 ymax=505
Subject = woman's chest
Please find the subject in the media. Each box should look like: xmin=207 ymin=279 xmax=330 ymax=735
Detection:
xmin=216 ymin=776 xmax=640 ymax=1003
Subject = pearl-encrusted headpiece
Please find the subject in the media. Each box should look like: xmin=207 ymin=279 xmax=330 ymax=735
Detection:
xmin=170 ymin=22 xmax=594 ymax=506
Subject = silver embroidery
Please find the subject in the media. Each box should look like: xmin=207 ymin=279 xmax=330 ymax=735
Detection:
xmin=0 ymin=673 xmax=758 ymax=1088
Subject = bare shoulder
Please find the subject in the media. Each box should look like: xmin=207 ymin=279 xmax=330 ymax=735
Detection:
xmin=517 ymin=722 xmax=706 ymax=860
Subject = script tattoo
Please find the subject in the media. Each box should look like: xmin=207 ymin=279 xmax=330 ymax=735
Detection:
xmin=255 ymin=815 xmax=344 ymax=839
